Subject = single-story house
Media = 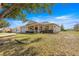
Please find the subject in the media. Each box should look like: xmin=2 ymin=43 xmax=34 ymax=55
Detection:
xmin=15 ymin=21 xmax=61 ymax=33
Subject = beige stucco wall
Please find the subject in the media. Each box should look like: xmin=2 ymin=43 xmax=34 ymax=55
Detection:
xmin=53 ymin=25 xmax=61 ymax=33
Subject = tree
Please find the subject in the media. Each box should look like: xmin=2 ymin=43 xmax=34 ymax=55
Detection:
xmin=74 ymin=24 xmax=79 ymax=31
xmin=0 ymin=19 xmax=10 ymax=28
xmin=61 ymin=24 xmax=65 ymax=31
xmin=0 ymin=3 xmax=54 ymax=21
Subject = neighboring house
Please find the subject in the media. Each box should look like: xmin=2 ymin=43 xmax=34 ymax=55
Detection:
xmin=16 ymin=21 xmax=61 ymax=33
xmin=0 ymin=28 xmax=3 ymax=32
xmin=3 ymin=28 xmax=12 ymax=33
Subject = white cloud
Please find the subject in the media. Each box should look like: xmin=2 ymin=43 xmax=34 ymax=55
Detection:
xmin=55 ymin=15 xmax=73 ymax=20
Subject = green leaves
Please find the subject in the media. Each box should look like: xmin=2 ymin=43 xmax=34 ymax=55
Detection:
xmin=61 ymin=24 xmax=65 ymax=31
xmin=1 ymin=3 xmax=54 ymax=20
xmin=0 ymin=19 xmax=10 ymax=28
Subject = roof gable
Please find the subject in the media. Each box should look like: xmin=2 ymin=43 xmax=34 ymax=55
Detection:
xmin=22 ymin=21 xmax=60 ymax=27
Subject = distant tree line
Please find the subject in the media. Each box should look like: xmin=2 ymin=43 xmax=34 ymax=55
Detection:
xmin=61 ymin=24 xmax=65 ymax=31
xmin=74 ymin=24 xmax=79 ymax=31
xmin=61 ymin=24 xmax=79 ymax=31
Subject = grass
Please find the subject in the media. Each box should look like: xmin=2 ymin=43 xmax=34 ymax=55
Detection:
xmin=0 ymin=31 xmax=79 ymax=56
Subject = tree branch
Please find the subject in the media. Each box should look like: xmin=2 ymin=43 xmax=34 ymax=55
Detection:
xmin=0 ymin=3 xmax=17 ymax=18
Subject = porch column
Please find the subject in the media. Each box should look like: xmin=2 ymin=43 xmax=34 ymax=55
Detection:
xmin=38 ymin=25 xmax=40 ymax=33
xmin=49 ymin=25 xmax=52 ymax=30
xmin=33 ymin=25 xmax=35 ymax=33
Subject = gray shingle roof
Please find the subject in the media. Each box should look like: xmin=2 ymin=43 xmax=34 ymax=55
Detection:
xmin=22 ymin=20 xmax=60 ymax=27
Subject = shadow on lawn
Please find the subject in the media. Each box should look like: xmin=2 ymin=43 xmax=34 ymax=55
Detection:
xmin=15 ymin=37 xmax=42 ymax=45
xmin=0 ymin=37 xmax=43 ymax=56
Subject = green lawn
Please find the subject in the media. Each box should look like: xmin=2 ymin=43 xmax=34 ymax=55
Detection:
xmin=0 ymin=31 xmax=79 ymax=56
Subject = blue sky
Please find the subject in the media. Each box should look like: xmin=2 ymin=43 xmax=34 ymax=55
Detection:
xmin=2 ymin=3 xmax=79 ymax=29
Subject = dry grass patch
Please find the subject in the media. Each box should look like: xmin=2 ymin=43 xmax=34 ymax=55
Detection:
xmin=0 ymin=31 xmax=79 ymax=56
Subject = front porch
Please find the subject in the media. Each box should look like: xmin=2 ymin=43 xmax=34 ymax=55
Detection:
xmin=26 ymin=25 xmax=41 ymax=33
xmin=26 ymin=25 xmax=54 ymax=33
